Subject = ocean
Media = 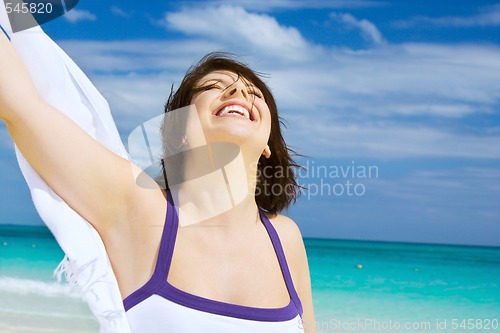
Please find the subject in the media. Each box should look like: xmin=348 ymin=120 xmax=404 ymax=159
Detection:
xmin=1 ymin=225 xmax=499 ymax=333
xmin=306 ymin=239 xmax=500 ymax=332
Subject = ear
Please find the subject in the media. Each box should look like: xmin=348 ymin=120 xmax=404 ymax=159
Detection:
xmin=262 ymin=145 xmax=271 ymax=159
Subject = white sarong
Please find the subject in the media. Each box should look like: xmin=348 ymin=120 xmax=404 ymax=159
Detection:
xmin=1 ymin=3 xmax=132 ymax=332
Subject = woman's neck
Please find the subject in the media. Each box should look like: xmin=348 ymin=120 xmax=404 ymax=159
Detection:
xmin=169 ymin=142 xmax=261 ymax=229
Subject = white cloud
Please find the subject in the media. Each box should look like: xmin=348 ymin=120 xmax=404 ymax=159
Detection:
xmin=51 ymin=6 xmax=500 ymax=160
xmin=111 ymin=6 xmax=130 ymax=18
xmin=52 ymin=37 xmax=500 ymax=159
xmin=268 ymin=43 xmax=500 ymax=120
xmin=64 ymin=9 xmax=97 ymax=23
xmin=164 ymin=6 xmax=310 ymax=61
xmin=190 ymin=0 xmax=382 ymax=11
xmin=285 ymin=116 xmax=500 ymax=159
xmin=92 ymin=74 xmax=174 ymax=133
xmin=395 ymin=3 xmax=500 ymax=28
xmin=59 ymin=39 xmax=223 ymax=73
xmin=330 ymin=13 xmax=386 ymax=46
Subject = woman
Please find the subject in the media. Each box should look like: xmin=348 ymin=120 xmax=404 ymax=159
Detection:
xmin=0 ymin=29 xmax=316 ymax=332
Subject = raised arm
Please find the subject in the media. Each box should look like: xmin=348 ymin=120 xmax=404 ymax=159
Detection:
xmin=0 ymin=31 xmax=157 ymax=233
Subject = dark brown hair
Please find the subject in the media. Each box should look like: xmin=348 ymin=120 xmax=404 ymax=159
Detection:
xmin=162 ymin=52 xmax=301 ymax=214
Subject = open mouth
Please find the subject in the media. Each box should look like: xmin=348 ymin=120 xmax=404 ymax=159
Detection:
xmin=214 ymin=104 xmax=255 ymax=121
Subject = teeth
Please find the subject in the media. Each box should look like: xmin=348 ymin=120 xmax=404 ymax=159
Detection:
xmin=217 ymin=105 xmax=251 ymax=120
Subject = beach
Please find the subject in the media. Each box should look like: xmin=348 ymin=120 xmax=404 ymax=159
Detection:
xmin=0 ymin=226 xmax=98 ymax=333
xmin=1 ymin=225 xmax=499 ymax=332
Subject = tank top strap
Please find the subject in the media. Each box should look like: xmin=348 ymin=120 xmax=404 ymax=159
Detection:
xmin=258 ymin=210 xmax=304 ymax=316
xmin=152 ymin=191 xmax=178 ymax=281
xmin=123 ymin=191 xmax=177 ymax=310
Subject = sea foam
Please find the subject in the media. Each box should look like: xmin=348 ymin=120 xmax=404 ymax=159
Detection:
xmin=0 ymin=276 xmax=81 ymax=298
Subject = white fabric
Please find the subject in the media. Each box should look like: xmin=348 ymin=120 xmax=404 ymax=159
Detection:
xmin=126 ymin=295 xmax=304 ymax=333
xmin=0 ymin=3 xmax=132 ymax=332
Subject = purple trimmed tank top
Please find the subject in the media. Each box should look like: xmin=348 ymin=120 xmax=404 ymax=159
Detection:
xmin=123 ymin=192 xmax=304 ymax=332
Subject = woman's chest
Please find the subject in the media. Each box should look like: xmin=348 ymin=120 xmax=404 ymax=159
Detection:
xmin=166 ymin=226 xmax=291 ymax=308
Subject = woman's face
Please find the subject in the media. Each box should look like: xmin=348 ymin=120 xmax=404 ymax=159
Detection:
xmin=191 ymin=70 xmax=272 ymax=154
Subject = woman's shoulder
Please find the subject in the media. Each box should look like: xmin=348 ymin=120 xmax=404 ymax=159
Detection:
xmin=266 ymin=213 xmax=303 ymax=242
xmin=265 ymin=213 xmax=305 ymax=261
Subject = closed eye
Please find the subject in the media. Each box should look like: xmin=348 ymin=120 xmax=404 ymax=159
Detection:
xmin=197 ymin=78 xmax=263 ymax=99
xmin=198 ymin=83 xmax=224 ymax=92
xmin=248 ymin=88 xmax=263 ymax=98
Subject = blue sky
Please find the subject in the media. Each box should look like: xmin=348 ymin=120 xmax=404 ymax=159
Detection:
xmin=1 ymin=0 xmax=499 ymax=246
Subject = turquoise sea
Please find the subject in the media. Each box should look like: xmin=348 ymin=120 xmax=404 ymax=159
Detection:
xmin=1 ymin=225 xmax=499 ymax=333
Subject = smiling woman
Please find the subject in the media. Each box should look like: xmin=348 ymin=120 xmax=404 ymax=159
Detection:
xmin=161 ymin=53 xmax=302 ymax=214
xmin=0 ymin=21 xmax=316 ymax=333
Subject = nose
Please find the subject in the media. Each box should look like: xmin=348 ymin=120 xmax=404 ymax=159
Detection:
xmin=223 ymin=79 xmax=249 ymax=100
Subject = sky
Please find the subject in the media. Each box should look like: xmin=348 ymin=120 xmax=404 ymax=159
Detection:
xmin=0 ymin=0 xmax=499 ymax=246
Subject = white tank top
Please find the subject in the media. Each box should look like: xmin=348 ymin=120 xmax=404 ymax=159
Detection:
xmin=123 ymin=193 xmax=304 ymax=332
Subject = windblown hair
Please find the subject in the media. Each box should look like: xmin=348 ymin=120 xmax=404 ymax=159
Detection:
xmin=161 ymin=52 xmax=301 ymax=214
